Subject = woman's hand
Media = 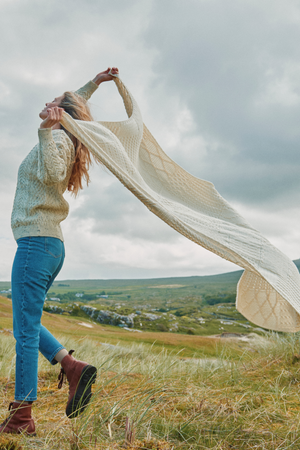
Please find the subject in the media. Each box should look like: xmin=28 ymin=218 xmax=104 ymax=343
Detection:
xmin=92 ymin=67 xmax=119 ymax=86
xmin=39 ymin=106 xmax=64 ymax=129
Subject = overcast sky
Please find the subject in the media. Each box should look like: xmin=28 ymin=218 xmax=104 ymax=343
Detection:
xmin=1 ymin=0 xmax=300 ymax=281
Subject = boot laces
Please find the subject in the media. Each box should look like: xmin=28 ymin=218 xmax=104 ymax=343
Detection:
xmin=8 ymin=402 xmax=14 ymax=411
xmin=57 ymin=349 xmax=75 ymax=389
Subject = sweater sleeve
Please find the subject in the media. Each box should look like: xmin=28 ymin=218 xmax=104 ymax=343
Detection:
xmin=75 ymin=80 xmax=98 ymax=101
xmin=37 ymin=129 xmax=74 ymax=186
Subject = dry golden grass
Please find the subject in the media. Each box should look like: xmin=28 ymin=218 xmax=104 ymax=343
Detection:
xmin=1 ymin=297 xmax=300 ymax=449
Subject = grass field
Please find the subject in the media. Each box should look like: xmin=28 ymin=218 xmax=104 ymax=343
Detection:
xmin=1 ymin=296 xmax=300 ymax=449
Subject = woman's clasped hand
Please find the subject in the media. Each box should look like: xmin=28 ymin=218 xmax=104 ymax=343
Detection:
xmin=39 ymin=106 xmax=64 ymax=129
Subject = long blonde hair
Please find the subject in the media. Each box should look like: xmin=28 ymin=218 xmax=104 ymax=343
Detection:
xmin=60 ymin=91 xmax=94 ymax=196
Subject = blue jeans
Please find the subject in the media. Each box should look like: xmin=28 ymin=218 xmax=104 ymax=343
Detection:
xmin=11 ymin=236 xmax=66 ymax=402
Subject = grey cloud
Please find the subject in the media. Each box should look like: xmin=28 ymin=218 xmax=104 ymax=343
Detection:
xmin=69 ymin=168 xmax=181 ymax=243
xmin=142 ymin=0 xmax=300 ymax=206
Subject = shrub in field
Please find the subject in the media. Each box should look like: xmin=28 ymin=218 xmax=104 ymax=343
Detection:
xmin=156 ymin=323 xmax=168 ymax=332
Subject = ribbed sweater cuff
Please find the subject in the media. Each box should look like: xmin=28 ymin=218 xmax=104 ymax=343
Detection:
xmin=38 ymin=127 xmax=52 ymax=143
xmin=89 ymin=80 xmax=98 ymax=89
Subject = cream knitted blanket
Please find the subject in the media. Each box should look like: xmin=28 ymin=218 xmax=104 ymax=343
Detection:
xmin=60 ymin=76 xmax=300 ymax=332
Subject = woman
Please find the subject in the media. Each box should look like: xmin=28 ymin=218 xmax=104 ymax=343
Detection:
xmin=0 ymin=67 xmax=119 ymax=435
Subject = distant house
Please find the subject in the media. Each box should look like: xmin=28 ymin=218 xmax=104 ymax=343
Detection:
xmin=49 ymin=297 xmax=60 ymax=302
xmin=98 ymin=295 xmax=108 ymax=299
xmin=75 ymin=293 xmax=84 ymax=298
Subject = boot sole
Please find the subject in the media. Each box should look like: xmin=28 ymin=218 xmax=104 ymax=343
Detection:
xmin=66 ymin=365 xmax=97 ymax=418
xmin=0 ymin=428 xmax=36 ymax=436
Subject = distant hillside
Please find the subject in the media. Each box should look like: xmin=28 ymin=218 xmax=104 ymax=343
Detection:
xmin=0 ymin=259 xmax=299 ymax=337
xmin=0 ymin=258 xmax=299 ymax=291
xmin=51 ymin=270 xmax=244 ymax=290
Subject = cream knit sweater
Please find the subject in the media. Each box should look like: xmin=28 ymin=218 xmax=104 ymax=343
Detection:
xmin=11 ymin=74 xmax=300 ymax=332
xmin=58 ymin=75 xmax=300 ymax=332
xmin=11 ymin=80 xmax=98 ymax=242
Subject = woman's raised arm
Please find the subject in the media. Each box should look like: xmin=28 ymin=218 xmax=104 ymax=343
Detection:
xmin=75 ymin=67 xmax=119 ymax=101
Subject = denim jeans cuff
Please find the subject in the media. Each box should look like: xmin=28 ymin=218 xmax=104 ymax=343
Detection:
xmin=15 ymin=395 xmax=37 ymax=402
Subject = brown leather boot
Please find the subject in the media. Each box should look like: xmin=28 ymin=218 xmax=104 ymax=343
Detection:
xmin=0 ymin=402 xmax=36 ymax=435
xmin=57 ymin=350 xmax=97 ymax=419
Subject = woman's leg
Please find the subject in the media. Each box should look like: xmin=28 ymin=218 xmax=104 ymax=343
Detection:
xmin=36 ymin=243 xmax=97 ymax=418
xmin=38 ymin=240 xmax=67 ymax=365
xmin=11 ymin=236 xmax=65 ymax=402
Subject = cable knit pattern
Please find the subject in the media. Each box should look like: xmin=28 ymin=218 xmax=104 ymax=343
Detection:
xmin=11 ymin=81 xmax=98 ymax=242
xmin=60 ymin=75 xmax=300 ymax=332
